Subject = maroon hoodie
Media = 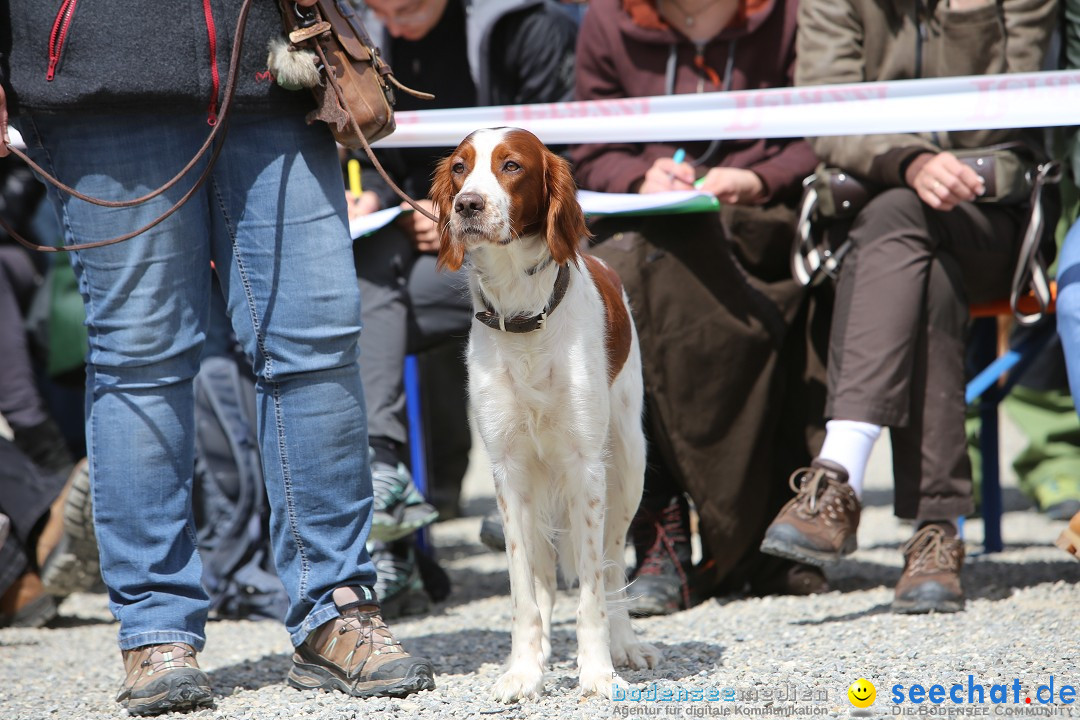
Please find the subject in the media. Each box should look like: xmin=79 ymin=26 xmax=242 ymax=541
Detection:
xmin=571 ymin=0 xmax=817 ymax=203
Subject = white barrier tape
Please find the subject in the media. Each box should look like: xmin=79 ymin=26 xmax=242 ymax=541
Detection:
xmin=376 ymin=69 xmax=1080 ymax=148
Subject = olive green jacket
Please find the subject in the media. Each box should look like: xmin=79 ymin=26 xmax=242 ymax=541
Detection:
xmin=795 ymin=0 xmax=1059 ymax=186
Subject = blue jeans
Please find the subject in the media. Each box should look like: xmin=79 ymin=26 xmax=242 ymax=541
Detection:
xmin=1058 ymin=219 xmax=1080 ymax=412
xmin=16 ymin=112 xmax=376 ymax=650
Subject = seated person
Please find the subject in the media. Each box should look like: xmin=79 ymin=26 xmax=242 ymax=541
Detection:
xmin=0 ymin=437 xmax=95 ymax=628
xmin=573 ymin=0 xmax=828 ymax=614
xmin=0 ymin=156 xmax=73 ymax=477
xmin=1049 ymin=0 xmax=1080 ymax=563
xmin=758 ymin=0 xmax=1059 ymax=614
xmin=348 ymin=0 xmax=579 ymax=540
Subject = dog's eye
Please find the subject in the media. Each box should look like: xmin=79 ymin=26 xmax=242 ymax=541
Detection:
xmin=502 ymin=161 xmax=521 ymax=173
xmin=452 ymin=162 xmax=465 ymax=174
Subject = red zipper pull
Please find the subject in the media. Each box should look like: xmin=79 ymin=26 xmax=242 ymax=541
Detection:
xmin=202 ymin=0 xmax=221 ymax=125
xmin=47 ymin=0 xmax=78 ymax=81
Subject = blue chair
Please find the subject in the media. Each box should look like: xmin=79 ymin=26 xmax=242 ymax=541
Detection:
xmin=964 ymin=287 xmax=1058 ymax=552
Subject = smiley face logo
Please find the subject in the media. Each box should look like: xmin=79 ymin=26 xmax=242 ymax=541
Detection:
xmin=848 ymin=678 xmax=876 ymax=708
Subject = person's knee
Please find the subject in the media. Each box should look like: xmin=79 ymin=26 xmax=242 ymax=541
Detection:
xmin=849 ymin=187 xmax=928 ymax=247
xmin=89 ymin=339 xmax=203 ymax=390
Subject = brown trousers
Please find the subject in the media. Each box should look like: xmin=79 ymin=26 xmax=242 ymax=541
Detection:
xmin=827 ymin=188 xmax=1024 ymax=520
xmin=591 ymin=204 xmax=829 ymax=590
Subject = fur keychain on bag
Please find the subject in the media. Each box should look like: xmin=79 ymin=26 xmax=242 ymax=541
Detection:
xmin=266 ymin=37 xmax=321 ymax=91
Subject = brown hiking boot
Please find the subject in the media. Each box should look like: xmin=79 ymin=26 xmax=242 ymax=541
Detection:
xmin=0 ymin=572 xmax=57 ymax=628
xmin=116 ymin=643 xmax=213 ymax=715
xmin=288 ymin=586 xmax=435 ymax=698
xmin=1057 ymin=509 xmax=1080 ymax=560
xmin=893 ymin=524 xmax=965 ymax=614
xmin=759 ymin=459 xmax=860 ymax=567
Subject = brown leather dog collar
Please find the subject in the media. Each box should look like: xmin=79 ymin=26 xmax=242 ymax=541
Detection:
xmin=475 ymin=263 xmax=571 ymax=334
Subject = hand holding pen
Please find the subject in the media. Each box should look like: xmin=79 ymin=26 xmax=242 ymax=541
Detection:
xmin=638 ymin=147 xmax=696 ymax=194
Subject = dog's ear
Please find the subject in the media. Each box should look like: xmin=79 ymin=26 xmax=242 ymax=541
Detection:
xmin=431 ymin=154 xmax=465 ymax=272
xmin=543 ymin=151 xmax=591 ymax=265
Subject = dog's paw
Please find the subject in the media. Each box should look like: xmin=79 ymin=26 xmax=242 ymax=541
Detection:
xmin=611 ymin=641 xmax=662 ymax=670
xmin=580 ymin=665 xmax=622 ymax=699
xmin=492 ymin=664 xmax=545 ymax=703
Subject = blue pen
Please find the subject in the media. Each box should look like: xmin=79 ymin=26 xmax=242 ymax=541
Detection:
xmin=669 ymin=148 xmax=690 ymax=188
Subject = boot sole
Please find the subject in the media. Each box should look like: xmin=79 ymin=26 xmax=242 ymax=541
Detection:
xmin=120 ymin=672 xmax=214 ymax=716
xmin=0 ymin=593 xmax=58 ymax=628
xmin=891 ymin=597 xmax=964 ymax=614
xmin=287 ymin=659 xmax=435 ymax=698
xmin=1057 ymin=526 xmax=1080 ymax=560
xmin=759 ymin=535 xmax=856 ymax=568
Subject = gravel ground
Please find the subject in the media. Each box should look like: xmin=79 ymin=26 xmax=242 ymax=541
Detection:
xmin=3 ymin=418 xmax=1079 ymax=720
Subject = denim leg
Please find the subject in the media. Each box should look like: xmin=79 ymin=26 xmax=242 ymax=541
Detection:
xmin=205 ymin=114 xmax=375 ymax=646
xmin=1057 ymin=220 xmax=1080 ymax=412
xmin=16 ymin=113 xmax=214 ymax=651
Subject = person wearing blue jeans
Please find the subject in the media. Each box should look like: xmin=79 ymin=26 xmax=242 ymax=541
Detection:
xmin=1 ymin=0 xmax=434 ymax=715
xmin=1055 ymin=219 xmax=1080 ymax=558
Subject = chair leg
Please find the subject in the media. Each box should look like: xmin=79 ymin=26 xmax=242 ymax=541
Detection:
xmin=404 ymin=354 xmax=430 ymax=553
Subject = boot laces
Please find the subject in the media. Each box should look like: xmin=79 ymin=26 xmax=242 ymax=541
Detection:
xmin=901 ymin=525 xmax=956 ymax=575
xmin=788 ymin=467 xmax=829 ymax=514
xmin=338 ymin=609 xmax=406 ymax=660
xmin=136 ymin=643 xmax=196 ymax=673
xmin=636 ymin=501 xmax=691 ymax=607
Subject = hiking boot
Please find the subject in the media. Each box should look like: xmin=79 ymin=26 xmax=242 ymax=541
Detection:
xmin=759 ymin=459 xmax=860 ymax=567
xmin=371 ymin=460 xmax=439 ymax=542
xmin=116 ymin=643 xmax=213 ymax=715
xmin=370 ymin=539 xmax=430 ymax=620
xmin=40 ymin=458 xmax=102 ymax=596
xmin=479 ymin=509 xmax=505 ymax=552
xmin=0 ymin=572 xmax=57 ymax=628
xmin=288 ymin=586 xmax=436 ymax=698
xmin=627 ymin=493 xmax=694 ymax=617
xmin=893 ymin=524 xmax=965 ymax=614
xmin=1056 ymin=509 xmax=1080 ymax=561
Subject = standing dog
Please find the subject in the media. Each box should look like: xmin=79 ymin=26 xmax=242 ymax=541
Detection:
xmin=431 ymin=128 xmax=660 ymax=702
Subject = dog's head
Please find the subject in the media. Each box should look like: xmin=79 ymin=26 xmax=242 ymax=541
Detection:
xmin=430 ymin=127 xmax=590 ymax=271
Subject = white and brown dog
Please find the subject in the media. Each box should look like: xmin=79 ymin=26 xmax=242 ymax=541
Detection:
xmin=431 ymin=128 xmax=660 ymax=702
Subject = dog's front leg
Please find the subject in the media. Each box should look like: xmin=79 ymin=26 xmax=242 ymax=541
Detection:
xmin=491 ymin=466 xmax=546 ymax=703
xmin=572 ymin=462 xmax=621 ymax=699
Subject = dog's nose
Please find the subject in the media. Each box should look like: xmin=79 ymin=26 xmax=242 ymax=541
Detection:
xmin=455 ymin=192 xmax=485 ymax=216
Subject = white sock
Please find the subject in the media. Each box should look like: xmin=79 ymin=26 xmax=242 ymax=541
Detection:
xmin=818 ymin=419 xmax=883 ymax=500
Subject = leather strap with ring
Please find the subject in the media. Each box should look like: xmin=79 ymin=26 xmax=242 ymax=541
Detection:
xmin=790 ymin=168 xmax=869 ymax=287
xmin=1011 ymin=161 xmax=1061 ymax=326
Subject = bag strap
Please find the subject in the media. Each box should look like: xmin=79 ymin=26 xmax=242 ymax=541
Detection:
xmin=305 ymin=27 xmax=439 ymax=223
xmin=791 ymin=173 xmax=852 ymax=287
xmin=0 ymin=0 xmax=256 ymax=253
xmin=1010 ymin=161 xmax=1062 ymax=326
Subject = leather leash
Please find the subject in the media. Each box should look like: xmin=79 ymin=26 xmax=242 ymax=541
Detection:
xmin=308 ymin=39 xmax=439 ymax=224
xmin=0 ymin=0 xmax=256 ymax=253
xmin=0 ymin=0 xmax=438 ymax=252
